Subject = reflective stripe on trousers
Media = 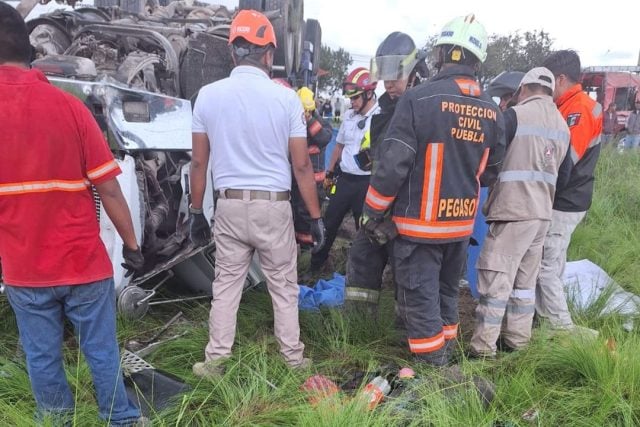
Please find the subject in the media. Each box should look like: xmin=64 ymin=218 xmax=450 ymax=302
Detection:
xmin=470 ymin=219 xmax=549 ymax=354
xmin=393 ymin=238 xmax=467 ymax=363
xmin=345 ymin=227 xmax=391 ymax=305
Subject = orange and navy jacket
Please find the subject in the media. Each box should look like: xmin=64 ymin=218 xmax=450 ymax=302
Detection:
xmin=363 ymin=65 xmax=505 ymax=243
xmin=553 ymin=84 xmax=602 ymax=212
xmin=306 ymin=110 xmax=333 ymax=183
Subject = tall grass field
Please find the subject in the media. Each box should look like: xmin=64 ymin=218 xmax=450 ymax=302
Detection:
xmin=1 ymin=146 xmax=639 ymax=426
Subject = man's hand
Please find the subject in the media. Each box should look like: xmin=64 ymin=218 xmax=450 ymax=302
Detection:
xmin=189 ymin=213 xmax=211 ymax=247
xmin=323 ymin=170 xmax=336 ymax=192
xmin=122 ymin=246 xmax=144 ymax=278
xmin=361 ymin=214 xmax=398 ymax=246
xmin=310 ymin=217 xmax=326 ymax=254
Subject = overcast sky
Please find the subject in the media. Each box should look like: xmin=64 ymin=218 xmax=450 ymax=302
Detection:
xmin=304 ymin=0 xmax=638 ymax=70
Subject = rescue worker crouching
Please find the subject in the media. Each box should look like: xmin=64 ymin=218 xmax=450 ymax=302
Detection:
xmin=362 ymin=14 xmax=505 ymax=366
xmin=345 ymin=31 xmax=429 ymax=317
xmin=309 ymin=67 xmax=380 ymax=272
xmin=292 ymin=86 xmax=333 ymax=249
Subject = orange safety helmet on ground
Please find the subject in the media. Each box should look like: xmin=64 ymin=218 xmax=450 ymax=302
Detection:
xmin=342 ymin=67 xmax=377 ymax=98
xmin=229 ymin=9 xmax=277 ymax=48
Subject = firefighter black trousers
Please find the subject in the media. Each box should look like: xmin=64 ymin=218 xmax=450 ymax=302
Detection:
xmin=345 ymin=227 xmax=392 ymax=304
xmin=310 ymin=173 xmax=369 ymax=268
xmin=393 ymin=237 xmax=468 ymax=366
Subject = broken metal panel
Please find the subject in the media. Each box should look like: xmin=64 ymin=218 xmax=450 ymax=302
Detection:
xmin=47 ymin=77 xmax=192 ymax=151
xmin=121 ymin=350 xmax=190 ymax=416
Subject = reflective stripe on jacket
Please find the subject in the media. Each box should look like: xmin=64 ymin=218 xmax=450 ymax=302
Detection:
xmin=307 ymin=111 xmax=333 ymax=176
xmin=553 ymin=84 xmax=602 ymax=212
xmin=484 ymin=95 xmax=570 ymax=221
xmin=363 ymin=65 xmax=505 ymax=243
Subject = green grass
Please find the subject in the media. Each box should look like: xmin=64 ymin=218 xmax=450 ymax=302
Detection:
xmin=1 ymin=148 xmax=640 ymax=425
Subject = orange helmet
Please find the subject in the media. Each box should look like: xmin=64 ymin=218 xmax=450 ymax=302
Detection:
xmin=229 ymin=10 xmax=277 ymax=48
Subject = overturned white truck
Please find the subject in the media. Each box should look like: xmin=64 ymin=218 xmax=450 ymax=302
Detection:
xmin=14 ymin=0 xmax=322 ymax=318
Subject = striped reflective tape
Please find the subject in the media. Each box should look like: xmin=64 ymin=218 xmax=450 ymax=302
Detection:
xmin=408 ymin=332 xmax=445 ymax=354
xmin=498 ymin=170 xmax=557 ymax=186
xmin=0 ymin=179 xmax=90 ymax=196
xmin=479 ymin=296 xmax=508 ymax=309
xmin=344 ymin=287 xmax=380 ymax=303
xmin=514 ymin=124 xmax=570 ymax=144
xmin=443 ymin=324 xmax=459 ymax=340
xmin=477 ymin=312 xmax=504 ymax=325
xmin=87 ymin=160 xmax=119 ymax=181
xmin=393 ymin=218 xmax=474 ymax=239
xmin=455 ymin=79 xmax=481 ymax=96
xmin=422 ymin=143 xmax=443 ymax=221
xmin=365 ymin=185 xmax=394 ymax=212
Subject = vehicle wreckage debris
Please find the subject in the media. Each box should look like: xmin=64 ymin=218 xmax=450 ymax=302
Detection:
xmin=125 ymin=311 xmax=186 ymax=357
xmin=303 ymin=364 xmax=495 ymax=411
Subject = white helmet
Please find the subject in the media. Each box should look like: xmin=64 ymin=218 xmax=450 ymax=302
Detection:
xmin=435 ymin=14 xmax=488 ymax=63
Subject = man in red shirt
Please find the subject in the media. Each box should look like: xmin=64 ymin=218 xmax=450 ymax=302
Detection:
xmin=0 ymin=4 xmax=145 ymax=425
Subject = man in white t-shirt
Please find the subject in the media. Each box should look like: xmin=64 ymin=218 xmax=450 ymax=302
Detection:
xmin=310 ymin=67 xmax=379 ymax=271
xmin=188 ymin=10 xmax=325 ymax=378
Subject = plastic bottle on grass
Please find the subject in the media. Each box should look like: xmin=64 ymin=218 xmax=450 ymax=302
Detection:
xmin=360 ymin=375 xmax=391 ymax=409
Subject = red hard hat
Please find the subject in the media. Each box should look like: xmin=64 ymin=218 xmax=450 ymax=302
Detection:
xmin=343 ymin=67 xmax=377 ymax=98
xmin=229 ymin=9 xmax=277 ymax=47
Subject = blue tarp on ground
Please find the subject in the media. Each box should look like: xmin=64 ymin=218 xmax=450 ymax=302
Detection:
xmin=298 ymin=273 xmax=345 ymax=311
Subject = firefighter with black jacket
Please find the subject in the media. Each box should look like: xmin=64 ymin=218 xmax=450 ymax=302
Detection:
xmin=344 ymin=31 xmax=428 ymax=315
xmin=362 ymin=14 xmax=505 ymax=366
xmin=293 ymin=87 xmax=333 ymax=248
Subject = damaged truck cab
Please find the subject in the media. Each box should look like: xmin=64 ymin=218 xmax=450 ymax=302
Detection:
xmin=6 ymin=0 xmax=322 ymax=319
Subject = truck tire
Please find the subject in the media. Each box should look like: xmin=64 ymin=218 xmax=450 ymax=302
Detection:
xmin=238 ymin=0 xmax=263 ymax=10
xmin=304 ymin=18 xmax=321 ymax=75
xmin=264 ymin=0 xmax=304 ymax=77
xmin=270 ymin=15 xmax=294 ymax=77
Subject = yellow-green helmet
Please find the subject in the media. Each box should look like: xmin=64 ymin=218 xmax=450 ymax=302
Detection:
xmin=435 ymin=14 xmax=488 ymax=63
xmin=297 ymin=87 xmax=316 ymax=112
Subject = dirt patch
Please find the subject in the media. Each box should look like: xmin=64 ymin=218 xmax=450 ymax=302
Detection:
xmin=457 ymin=286 xmax=478 ymax=346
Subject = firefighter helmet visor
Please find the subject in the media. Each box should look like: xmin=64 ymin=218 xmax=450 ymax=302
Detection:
xmin=370 ymin=50 xmax=419 ymax=81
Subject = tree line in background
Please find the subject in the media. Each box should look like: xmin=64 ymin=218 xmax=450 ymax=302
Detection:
xmin=318 ymin=29 xmax=554 ymax=94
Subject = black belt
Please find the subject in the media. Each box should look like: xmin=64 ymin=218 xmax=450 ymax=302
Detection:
xmin=217 ymin=189 xmax=290 ymax=201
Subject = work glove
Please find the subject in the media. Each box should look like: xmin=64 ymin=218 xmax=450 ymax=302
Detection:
xmin=310 ymin=217 xmax=326 ymax=254
xmin=189 ymin=213 xmax=212 ymax=247
xmin=361 ymin=215 xmax=398 ymax=246
xmin=122 ymin=245 xmax=144 ymax=278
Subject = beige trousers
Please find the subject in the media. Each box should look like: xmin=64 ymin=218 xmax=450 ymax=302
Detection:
xmin=535 ymin=209 xmax=586 ymax=328
xmin=470 ymin=220 xmax=550 ymax=354
xmin=205 ymin=197 xmax=304 ymax=365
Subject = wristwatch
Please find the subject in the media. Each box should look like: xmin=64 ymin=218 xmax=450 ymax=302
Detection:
xmin=189 ymin=204 xmax=203 ymax=214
